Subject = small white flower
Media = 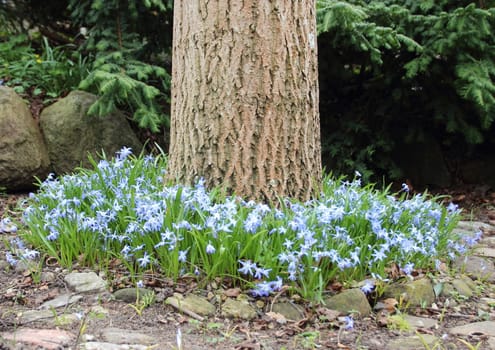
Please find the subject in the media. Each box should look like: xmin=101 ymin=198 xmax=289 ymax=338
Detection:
xmin=176 ymin=328 xmax=182 ymax=350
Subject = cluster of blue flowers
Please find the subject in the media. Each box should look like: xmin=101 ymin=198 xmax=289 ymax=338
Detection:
xmin=15 ymin=148 xmax=479 ymax=299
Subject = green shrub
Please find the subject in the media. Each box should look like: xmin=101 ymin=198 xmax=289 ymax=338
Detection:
xmin=0 ymin=34 xmax=90 ymax=99
xmin=317 ymin=0 xmax=495 ymax=181
xmin=68 ymin=0 xmax=173 ymax=132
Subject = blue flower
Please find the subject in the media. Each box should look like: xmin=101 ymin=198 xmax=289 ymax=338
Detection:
xmin=372 ymin=248 xmax=387 ymax=262
xmin=251 ymin=277 xmax=283 ymax=297
xmin=206 ymin=242 xmax=216 ymax=254
xmin=446 ymin=202 xmax=459 ymax=213
xmin=22 ymin=249 xmax=39 ymax=260
xmin=238 ymin=259 xmax=256 ymax=276
xmin=244 ymin=211 xmax=262 ymax=233
xmin=5 ymin=252 xmax=17 ymax=266
xmin=401 ymin=263 xmax=415 ymax=275
xmin=344 ymin=316 xmax=354 ymax=330
xmin=253 ymin=266 xmax=271 ymax=279
xmin=360 ymin=280 xmax=375 ymax=294
xmin=117 ymin=146 xmax=133 ymax=161
xmin=178 ymin=249 xmax=188 ymax=263
xmin=121 ymin=245 xmax=133 ymax=259
xmin=137 ymin=252 xmax=151 ymax=267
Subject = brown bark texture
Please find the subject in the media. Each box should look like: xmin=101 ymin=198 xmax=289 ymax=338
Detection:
xmin=168 ymin=0 xmax=322 ymax=202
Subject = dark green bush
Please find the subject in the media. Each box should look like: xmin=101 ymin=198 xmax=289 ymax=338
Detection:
xmin=68 ymin=0 xmax=173 ymax=132
xmin=317 ymin=0 xmax=495 ymax=181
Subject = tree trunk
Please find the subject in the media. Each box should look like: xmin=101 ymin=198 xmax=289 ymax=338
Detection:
xmin=168 ymin=1 xmax=322 ymax=202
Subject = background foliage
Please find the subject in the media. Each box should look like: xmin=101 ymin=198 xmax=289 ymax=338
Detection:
xmin=1 ymin=0 xmax=494 ymax=184
xmin=317 ymin=0 xmax=495 ymax=182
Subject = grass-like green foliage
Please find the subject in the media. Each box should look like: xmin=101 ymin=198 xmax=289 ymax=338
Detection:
xmin=16 ymin=149 xmax=477 ymax=302
xmin=0 ymin=34 xmax=89 ymax=99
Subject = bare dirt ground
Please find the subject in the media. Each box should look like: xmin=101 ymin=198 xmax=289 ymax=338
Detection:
xmin=1 ymin=186 xmax=495 ymax=350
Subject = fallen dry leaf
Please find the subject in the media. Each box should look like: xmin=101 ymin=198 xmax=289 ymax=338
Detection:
xmin=382 ymin=298 xmax=398 ymax=312
xmin=224 ymin=288 xmax=241 ymax=297
xmin=316 ymin=307 xmax=340 ymax=322
xmin=387 ymin=262 xmax=401 ymax=279
xmin=266 ymin=311 xmax=287 ymax=324
xmin=329 ymin=281 xmax=343 ymax=292
xmin=234 ymin=339 xmax=261 ymax=350
xmin=376 ymin=310 xmax=389 ymax=327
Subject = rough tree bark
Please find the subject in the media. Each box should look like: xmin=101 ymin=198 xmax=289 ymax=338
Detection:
xmin=168 ymin=1 xmax=322 ymax=202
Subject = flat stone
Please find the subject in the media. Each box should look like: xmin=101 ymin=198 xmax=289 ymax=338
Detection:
xmin=461 ymin=275 xmax=477 ymax=290
xmin=456 ymin=221 xmax=495 ymax=233
xmin=113 ymin=287 xmax=154 ymax=303
xmin=166 ymin=293 xmax=215 ymax=317
xmin=323 ymin=288 xmax=372 ymax=317
xmin=385 ymin=334 xmax=438 ymax=350
xmin=271 ymin=302 xmax=305 ymax=321
xmin=54 ymin=313 xmax=80 ymax=326
xmin=100 ymin=327 xmax=155 ymax=345
xmin=40 ymin=271 xmax=56 ymax=283
xmin=481 ymin=297 xmax=495 ymax=307
xmin=440 ymin=282 xmax=455 ymax=298
xmin=383 ymin=278 xmax=435 ymax=308
xmin=0 ymin=327 xmax=74 ymax=350
xmin=474 ymin=247 xmax=495 ymax=258
xmin=449 ymin=321 xmax=495 ymax=336
xmin=488 ymin=337 xmax=495 ymax=350
xmin=221 ymin=297 xmax=257 ymax=320
xmin=483 ymin=236 xmax=495 ymax=247
xmin=451 ymin=278 xmax=474 ymax=298
xmin=454 ymin=256 xmax=495 ymax=282
xmin=80 ymin=342 xmax=152 ymax=350
xmin=403 ymin=315 xmax=438 ymax=329
xmin=14 ymin=260 xmax=30 ymax=274
xmin=89 ymin=305 xmax=110 ymax=316
xmin=18 ymin=309 xmax=55 ymax=324
xmin=65 ymin=271 xmax=107 ymax=293
xmin=40 ymin=293 xmax=83 ymax=309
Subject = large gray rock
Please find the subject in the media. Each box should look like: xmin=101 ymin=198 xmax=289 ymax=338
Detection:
xmin=40 ymin=91 xmax=143 ymax=174
xmin=0 ymin=86 xmax=50 ymax=190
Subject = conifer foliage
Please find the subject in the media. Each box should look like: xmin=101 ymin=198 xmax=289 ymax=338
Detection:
xmin=317 ymin=0 xmax=495 ymax=179
xmin=68 ymin=0 xmax=173 ymax=132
